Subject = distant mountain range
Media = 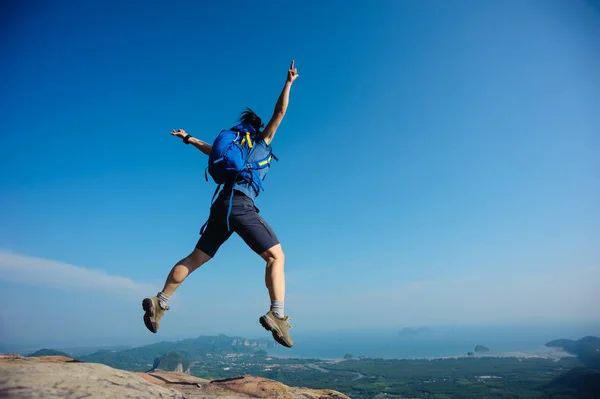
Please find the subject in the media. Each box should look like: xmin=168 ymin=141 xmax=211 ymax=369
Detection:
xmin=74 ymin=334 xmax=274 ymax=371
xmin=20 ymin=334 xmax=275 ymax=372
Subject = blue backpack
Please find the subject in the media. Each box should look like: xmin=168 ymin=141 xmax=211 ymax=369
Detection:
xmin=201 ymin=123 xmax=278 ymax=232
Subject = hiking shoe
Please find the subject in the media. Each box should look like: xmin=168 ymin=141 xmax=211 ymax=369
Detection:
xmin=142 ymin=296 xmax=169 ymax=333
xmin=259 ymin=310 xmax=294 ymax=348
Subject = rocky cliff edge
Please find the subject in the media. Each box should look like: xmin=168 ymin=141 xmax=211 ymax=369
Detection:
xmin=0 ymin=354 xmax=350 ymax=399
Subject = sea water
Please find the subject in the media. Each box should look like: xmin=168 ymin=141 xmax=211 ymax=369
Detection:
xmin=265 ymin=323 xmax=600 ymax=360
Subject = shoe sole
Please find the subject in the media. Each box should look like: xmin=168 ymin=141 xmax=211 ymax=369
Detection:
xmin=142 ymin=298 xmax=158 ymax=333
xmin=259 ymin=315 xmax=292 ymax=348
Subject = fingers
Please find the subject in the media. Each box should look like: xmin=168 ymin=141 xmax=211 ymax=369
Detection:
xmin=288 ymin=60 xmax=298 ymax=80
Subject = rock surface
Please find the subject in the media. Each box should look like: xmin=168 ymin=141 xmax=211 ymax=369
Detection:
xmin=0 ymin=354 xmax=350 ymax=399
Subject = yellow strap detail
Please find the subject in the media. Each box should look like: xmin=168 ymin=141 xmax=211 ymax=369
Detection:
xmin=258 ymin=155 xmax=272 ymax=166
xmin=246 ymin=132 xmax=253 ymax=148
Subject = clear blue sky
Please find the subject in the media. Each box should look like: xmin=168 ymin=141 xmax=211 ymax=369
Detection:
xmin=1 ymin=0 xmax=599 ymax=349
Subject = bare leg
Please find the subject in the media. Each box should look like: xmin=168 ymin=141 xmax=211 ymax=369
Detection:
xmin=258 ymin=243 xmax=293 ymax=348
xmin=161 ymin=248 xmax=211 ymax=296
xmin=261 ymin=244 xmax=285 ymax=302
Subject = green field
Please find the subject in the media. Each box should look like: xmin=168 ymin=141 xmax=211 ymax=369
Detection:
xmin=189 ymin=354 xmax=587 ymax=399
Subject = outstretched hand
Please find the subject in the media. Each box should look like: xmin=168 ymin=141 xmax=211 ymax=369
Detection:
xmin=287 ymin=60 xmax=299 ymax=83
xmin=170 ymin=128 xmax=187 ymax=138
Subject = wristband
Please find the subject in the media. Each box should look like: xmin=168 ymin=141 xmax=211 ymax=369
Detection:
xmin=183 ymin=134 xmax=192 ymax=144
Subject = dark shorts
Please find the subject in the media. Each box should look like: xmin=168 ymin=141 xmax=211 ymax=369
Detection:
xmin=195 ymin=190 xmax=280 ymax=257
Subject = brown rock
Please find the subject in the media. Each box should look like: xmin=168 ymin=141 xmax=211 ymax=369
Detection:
xmin=0 ymin=354 xmax=351 ymax=399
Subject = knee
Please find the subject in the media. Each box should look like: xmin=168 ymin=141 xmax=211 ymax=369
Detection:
xmin=172 ymin=266 xmax=188 ymax=283
xmin=262 ymin=244 xmax=285 ymax=264
xmin=171 ymin=249 xmax=210 ymax=283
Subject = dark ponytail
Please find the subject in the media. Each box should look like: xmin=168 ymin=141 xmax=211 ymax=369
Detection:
xmin=239 ymin=107 xmax=264 ymax=133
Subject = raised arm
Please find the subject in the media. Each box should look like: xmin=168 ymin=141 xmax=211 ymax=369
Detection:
xmin=261 ymin=60 xmax=299 ymax=145
xmin=170 ymin=128 xmax=212 ymax=155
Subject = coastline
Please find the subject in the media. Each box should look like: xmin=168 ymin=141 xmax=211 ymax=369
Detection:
xmin=266 ymin=347 xmax=576 ymax=362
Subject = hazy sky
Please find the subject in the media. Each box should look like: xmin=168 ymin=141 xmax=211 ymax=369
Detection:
xmin=1 ymin=0 xmax=599 ymax=348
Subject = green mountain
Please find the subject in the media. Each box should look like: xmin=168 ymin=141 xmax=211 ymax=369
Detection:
xmin=546 ymin=336 xmax=600 ymax=368
xmin=28 ymin=349 xmax=72 ymax=358
xmin=546 ymin=336 xmax=600 ymax=354
xmin=78 ymin=334 xmax=273 ymax=371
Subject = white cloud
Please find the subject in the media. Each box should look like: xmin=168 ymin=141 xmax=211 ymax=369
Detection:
xmin=0 ymin=250 xmax=156 ymax=299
